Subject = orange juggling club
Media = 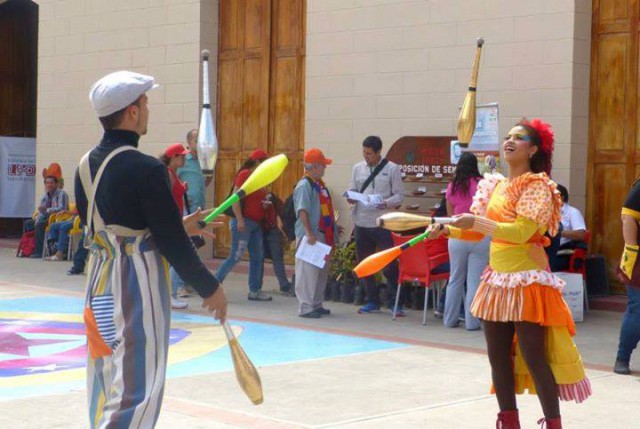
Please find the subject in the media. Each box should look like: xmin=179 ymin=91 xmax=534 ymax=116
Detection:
xmin=353 ymin=246 xmax=403 ymax=278
xmin=353 ymin=228 xmax=433 ymax=278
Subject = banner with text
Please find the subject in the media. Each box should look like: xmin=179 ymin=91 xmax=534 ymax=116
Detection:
xmin=386 ymin=136 xmax=457 ymax=181
xmin=0 ymin=137 xmax=36 ymax=217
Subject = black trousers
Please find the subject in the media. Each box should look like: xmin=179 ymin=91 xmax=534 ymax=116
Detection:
xmin=354 ymin=226 xmax=402 ymax=306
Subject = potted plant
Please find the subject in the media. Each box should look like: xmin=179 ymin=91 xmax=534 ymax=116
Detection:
xmin=326 ymin=241 xmax=357 ymax=303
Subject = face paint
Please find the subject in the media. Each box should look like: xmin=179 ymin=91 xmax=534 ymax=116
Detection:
xmin=505 ymin=126 xmax=530 ymax=142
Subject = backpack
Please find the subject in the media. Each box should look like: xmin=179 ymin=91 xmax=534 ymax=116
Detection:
xmin=17 ymin=230 xmax=36 ymax=258
xmin=281 ymin=177 xmax=313 ymax=241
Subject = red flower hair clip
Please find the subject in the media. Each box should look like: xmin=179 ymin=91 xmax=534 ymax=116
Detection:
xmin=522 ymin=118 xmax=554 ymax=175
xmin=522 ymin=118 xmax=554 ymax=157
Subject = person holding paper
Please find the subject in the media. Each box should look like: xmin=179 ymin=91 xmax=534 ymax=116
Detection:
xmin=347 ymin=136 xmax=404 ymax=315
xmin=294 ymin=149 xmax=339 ymax=318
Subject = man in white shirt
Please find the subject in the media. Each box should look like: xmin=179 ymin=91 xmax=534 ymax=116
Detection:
xmin=558 ymin=184 xmax=587 ymax=248
xmin=347 ymin=136 xmax=404 ymax=315
xmin=552 ymin=184 xmax=587 ymax=272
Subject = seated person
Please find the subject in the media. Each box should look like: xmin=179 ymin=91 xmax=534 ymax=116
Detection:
xmin=44 ymin=210 xmax=78 ymax=261
xmin=546 ymin=222 xmax=563 ymax=271
xmin=558 ymin=184 xmax=587 ymax=249
xmin=28 ymin=175 xmax=69 ymax=258
xmin=551 ymin=184 xmax=587 ymax=271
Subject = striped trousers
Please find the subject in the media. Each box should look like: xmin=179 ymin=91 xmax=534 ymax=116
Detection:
xmin=84 ymin=232 xmax=171 ymax=429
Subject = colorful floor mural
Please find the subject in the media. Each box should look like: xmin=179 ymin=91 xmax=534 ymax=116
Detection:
xmin=0 ymin=297 xmax=407 ymax=400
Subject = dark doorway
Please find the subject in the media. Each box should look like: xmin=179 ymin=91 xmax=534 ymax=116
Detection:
xmin=0 ymin=0 xmax=38 ymax=237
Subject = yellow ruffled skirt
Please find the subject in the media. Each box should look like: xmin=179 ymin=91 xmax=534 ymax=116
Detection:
xmin=471 ymin=268 xmax=592 ymax=403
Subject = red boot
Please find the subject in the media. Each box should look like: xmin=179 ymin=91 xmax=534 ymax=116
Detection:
xmin=537 ymin=416 xmax=562 ymax=429
xmin=496 ymin=410 xmax=521 ymax=429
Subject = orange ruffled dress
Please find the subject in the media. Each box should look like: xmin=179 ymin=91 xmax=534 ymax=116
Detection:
xmin=452 ymin=172 xmax=591 ymax=403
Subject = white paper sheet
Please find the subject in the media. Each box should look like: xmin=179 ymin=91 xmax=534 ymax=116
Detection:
xmin=295 ymin=236 xmax=332 ymax=269
xmin=343 ymin=191 xmax=383 ymax=207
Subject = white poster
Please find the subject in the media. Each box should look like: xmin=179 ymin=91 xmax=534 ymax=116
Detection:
xmin=0 ymin=137 xmax=36 ymax=217
xmin=555 ymin=272 xmax=584 ymax=323
xmin=452 ymin=103 xmax=501 ymax=174
xmin=469 ymin=102 xmax=500 ymax=151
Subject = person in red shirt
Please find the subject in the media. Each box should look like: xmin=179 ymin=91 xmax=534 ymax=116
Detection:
xmin=160 ymin=142 xmax=190 ymax=309
xmin=160 ymin=143 xmax=190 ymax=214
xmin=215 ymin=149 xmax=272 ymax=301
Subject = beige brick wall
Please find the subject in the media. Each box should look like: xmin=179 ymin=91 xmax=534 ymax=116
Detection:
xmin=33 ymin=0 xmax=592 ymax=234
xmin=36 ymin=0 xmax=219 ymax=207
xmin=306 ymin=0 xmax=592 ymax=227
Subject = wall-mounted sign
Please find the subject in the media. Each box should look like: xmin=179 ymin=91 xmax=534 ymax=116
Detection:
xmin=468 ymin=102 xmax=500 ymax=151
xmin=387 ymin=103 xmax=501 ymax=180
xmin=386 ymin=136 xmax=457 ymax=180
xmin=458 ymin=102 xmax=501 ymax=175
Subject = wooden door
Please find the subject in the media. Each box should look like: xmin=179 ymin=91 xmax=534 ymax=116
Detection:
xmin=0 ymin=0 xmax=38 ymax=237
xmin=268 ymin=0 xmax=306 ymax=200
xmin=0 ymin=0 xmax=38 ymax=138
xmin=588 ymin=0 xmax=638 ymax=293
xmin=216 ymin=0 xmax=305 ymax=256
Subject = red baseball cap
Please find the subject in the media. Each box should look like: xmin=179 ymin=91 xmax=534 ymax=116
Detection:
xmin=250 ymin=149 xmax=269 ymax=161
xmin=164 ymin=143 xmax=189 ymax=158
xmin=304 ymin=148 xmax=332 ymax=165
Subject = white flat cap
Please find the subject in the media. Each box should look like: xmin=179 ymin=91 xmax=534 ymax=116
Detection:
xmin=89 ymin=71 xmax=159 ymax=117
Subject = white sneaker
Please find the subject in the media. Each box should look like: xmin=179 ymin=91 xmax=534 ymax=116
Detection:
xmin=171 ymin=298 xmax=188 ymax=309
xmin=177 ymin=287 xmax=191 ymax=298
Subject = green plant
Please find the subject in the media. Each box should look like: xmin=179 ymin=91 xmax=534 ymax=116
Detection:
xmin=330 ymin=241 xmax=357 ymax=282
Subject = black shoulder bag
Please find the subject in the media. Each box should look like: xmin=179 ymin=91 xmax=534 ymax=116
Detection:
xmin=360 ymin=158 xmax=389 ymax=193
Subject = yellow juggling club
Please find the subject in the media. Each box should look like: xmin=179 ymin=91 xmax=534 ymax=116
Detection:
xmin=457 ymin=37 xmax=484 ymax=147
xmin=377 ymin=212 xmax=456 ymax=232
xmin=199 ymin=154 xmax=289 ymax=228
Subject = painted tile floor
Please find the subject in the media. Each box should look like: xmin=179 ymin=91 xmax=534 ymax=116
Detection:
xmin=0 ymin=251 xmax=639 ymax=428
xmin=0 ymin=296 xmax=406 ymax=401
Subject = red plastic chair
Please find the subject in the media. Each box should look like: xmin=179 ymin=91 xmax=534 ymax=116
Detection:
xmin=562 ymin=230 xmax=591 ymax=311
xmin=391 ymin=232 xmax=450 ymax=324
xmin=564 ymin=230 xmax=591 ymax=277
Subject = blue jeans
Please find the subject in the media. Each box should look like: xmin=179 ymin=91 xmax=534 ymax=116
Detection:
xmin=616 ymin=285 xmax=640 ymax=362
xmin=47 ymin=220 xmax=73 ymax=254
xmin=72 ymin=231 xmax=88 ymax=272
xmin=355 ymin=226 xmax=400 ymax=306
xmin=170 ymin=267 xmax=186 ymax=298
xmin=264 ymin=228 xmax=290 ymax=290
xmin=215 ymin=218 xmax=264 ymax=293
